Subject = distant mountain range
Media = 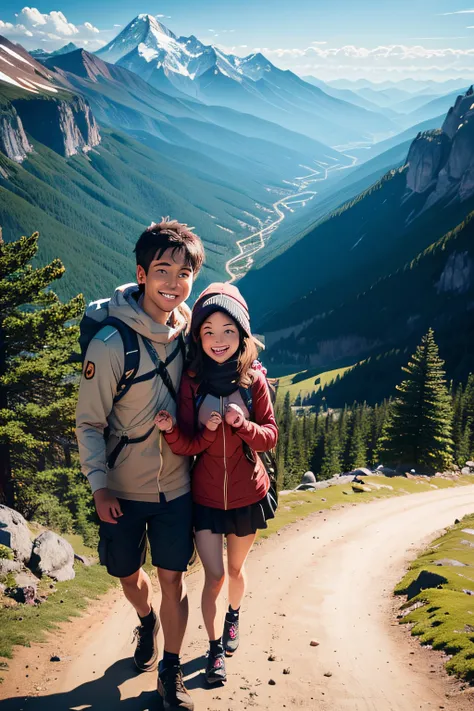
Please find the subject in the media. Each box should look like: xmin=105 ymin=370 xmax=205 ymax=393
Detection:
xmin=95 ymin=14 xmax=398 ymax=146
xmin=240 ymin=87 xmax=474 ymax=402
xmin=2 ymin=15 xmax=473 ymax=398
xmin=30 ymin=43 xmax=79 ymax=60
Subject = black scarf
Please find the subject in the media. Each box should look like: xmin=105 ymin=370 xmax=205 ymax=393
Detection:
xmin=200 ymin=353 xmax=240 ymax=397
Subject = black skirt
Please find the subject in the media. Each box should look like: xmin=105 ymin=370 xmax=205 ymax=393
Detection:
xmin=194 ymin=489 xmax=277 ymax=538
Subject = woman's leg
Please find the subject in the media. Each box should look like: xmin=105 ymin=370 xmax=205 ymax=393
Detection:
xmin=226 ymin=533 xmax=257 ymax=610
xmin=195 ymin=529 xmax=226 ymax=641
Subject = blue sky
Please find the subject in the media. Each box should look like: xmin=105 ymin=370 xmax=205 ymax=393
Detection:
xmin=1 ymin=1 xmax=474 ymax=80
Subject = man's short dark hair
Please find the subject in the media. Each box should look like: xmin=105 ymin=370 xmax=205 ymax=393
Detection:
xmin=134 ymin=218 xmax=205 ymax=276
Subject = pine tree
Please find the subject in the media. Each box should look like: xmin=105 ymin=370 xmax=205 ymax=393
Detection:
xmin=0 ymin=232 xmax=84 ymax=508
xmin=462 ymin=374 xmax=474 ymax=462
xmin=452 ymin=382 xmax=466 ymax=466
xmin=285 ymin=417 xmax=305 ymax=487
xmin=281 ymin=391 xmax=292 ymax=463
xmin=348 ymin=406 xmax=367 ymax=470
xmin=376 ymin=330 xmax=454 ymax=472
xmin=320 ymin=414 xmax=342 ymax=480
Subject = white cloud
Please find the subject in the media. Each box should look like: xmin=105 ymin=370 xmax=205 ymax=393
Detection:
xmin=113 ymin=24 xmax=122 ymax=27
xmin=83 ymin=22 xmax=99 ymax=34
xmin=248 ymin=43 xmax=474 ymax=81
xmin=408 ymin=36 xmax=469 ymax=39
xmin=0 ymin=19 xmax=33 ymax=37
xmin=440 ymin=8 xmax=474 ymax=14
xmin=0 ymin=6 xmax=104 ymax=50
xmin=156 ymin=14 xmax=171 ymax=19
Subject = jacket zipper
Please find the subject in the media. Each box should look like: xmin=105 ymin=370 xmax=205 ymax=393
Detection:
xmin=156 ymin=431 xmax=163 ymax=494
xmin=221 ymin=396 xmax=228 ymax=510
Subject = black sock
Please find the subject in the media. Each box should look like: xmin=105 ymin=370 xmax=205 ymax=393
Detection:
xmin=209 ymin=638 xmax=224 ymax=656
xmin=161 ymin=650 xmax=180 ymax=670
xmin=226 ymin=605 xmax=240 ymax=621
xmin=138 ymin=608 xmax=155 ymax=626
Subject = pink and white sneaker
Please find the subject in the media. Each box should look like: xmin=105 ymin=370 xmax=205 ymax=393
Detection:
xmin=223 ymin=617 xmax=240 ymax=656
xmin=205 ymin=649 xmax=227 ymax=685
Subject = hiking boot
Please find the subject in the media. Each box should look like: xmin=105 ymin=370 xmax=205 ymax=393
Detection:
xmin=223 ymin=616 xmax=239 ymax=656
xmin=158 ymin=664 xmax=194 ymax=710
xmin=205 ymin=649 xmax=227 ymax=685
xmin=132 ymin=610 xmax=160 ymax=672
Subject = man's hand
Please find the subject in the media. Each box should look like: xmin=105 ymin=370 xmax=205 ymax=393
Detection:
xmin=225 ymin=403 xmax=245 ymax=428
xmin=154 ymin=410 xmax=174 ymax=433
xmin=205 ymin=411 xmax=222 ymax=431
xmin=93 ymin=488 xmax=123 ymax=524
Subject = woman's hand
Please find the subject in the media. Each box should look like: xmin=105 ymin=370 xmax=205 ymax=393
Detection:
xmin=225 ymin=403 xmax=245 ymax=428
xmin=154 ymin=410 xmax=175 ymax=433
xmin=205 ymin=411 xmax=222 ymax=431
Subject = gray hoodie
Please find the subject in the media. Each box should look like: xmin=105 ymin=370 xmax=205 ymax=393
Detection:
xmin=76 ymin=284 xmax=190 ymax=503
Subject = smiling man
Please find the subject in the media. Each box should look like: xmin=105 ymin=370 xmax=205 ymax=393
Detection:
xmin=76 ymin=220 xmax=205 ymax=711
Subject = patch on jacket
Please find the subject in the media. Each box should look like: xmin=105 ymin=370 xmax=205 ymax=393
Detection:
xmin=84 ymin=361 xmax=96 ymax=380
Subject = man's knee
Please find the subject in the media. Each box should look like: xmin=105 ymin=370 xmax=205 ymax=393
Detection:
xmin=120 ymin=568 xmax=141 ymax=588
xmin=158 ymin=568 xmax=185 ymax=597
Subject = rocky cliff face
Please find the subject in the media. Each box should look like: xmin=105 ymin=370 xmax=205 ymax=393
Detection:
xmin=11 ymin=96 xmax=100 ymax=158
xmin=405 ymin=86 xmax=474 ymax=210
xmin=435 ymin=251 xmax=472 ymax=295
xmin=0 ymin=108 xmax=32 ymax=162
xmin=404 ymin=130 xmax=450 ymax=195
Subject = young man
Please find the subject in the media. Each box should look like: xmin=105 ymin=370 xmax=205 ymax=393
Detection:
xmin=76 ymin=220 xmax=205 ymax=711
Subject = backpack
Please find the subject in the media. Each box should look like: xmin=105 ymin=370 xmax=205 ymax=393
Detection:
xmin=79 ymin=296 xmax=185 ymax=405
xmin=193 ymin=366 xmax=279 ymax=500
xmin=78 ymin=296 xmax=186 ymax=470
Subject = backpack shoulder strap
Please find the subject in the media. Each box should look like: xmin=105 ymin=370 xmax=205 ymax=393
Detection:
xmin=239 ymin=385 xmax=254 ymax=417
xmin=101 ymin=317 xmax=140 ymax=404
xmin=141 ymin=337 xmax=179 ymax=403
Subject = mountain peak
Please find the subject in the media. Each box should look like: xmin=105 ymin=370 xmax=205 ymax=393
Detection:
xmin=134 ymin=13 xmax=175 ymax=39
xmin=95 ymin=14 xmax=176 ymax=64
xmin=45 ymin=47 xmax=113 ymax=83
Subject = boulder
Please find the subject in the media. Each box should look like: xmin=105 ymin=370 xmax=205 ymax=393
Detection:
xmin=0 ymin=505 xmax=33 ymax=564
xmin=0 ymin=559 xmax=22 ymax=574
xmin=375 ymin=466 xmax=398 ymax=477
xmin=352 ymin=483 xmax=372 ymax=493
xmin=435 ymin=558 xmax=466 ymax=567
xmin=461 ymin=467 xmax=473 ymax=476
xmin=349 ymin=468 xmax=372 ymax=477
xmin=74 ymin=554 xmax=94 ymax=566
xmin=300 ymin=471 xmax=317 ymax=486
xmin=6 ymin=570 xmax=39 ymax=605
xmin=29 ymin=531 xmax=75 ymax=582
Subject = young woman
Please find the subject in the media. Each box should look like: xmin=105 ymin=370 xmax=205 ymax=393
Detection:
xmin=155 ymin=282 xmax=278 ymax=685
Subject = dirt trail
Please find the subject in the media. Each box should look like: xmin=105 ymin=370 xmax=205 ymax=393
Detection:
xmin=1 ymin=486 xmax=474 ymax=711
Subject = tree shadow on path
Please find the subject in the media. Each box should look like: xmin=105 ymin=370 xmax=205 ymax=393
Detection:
xmin=0 ymin=655 xmax=210 ymax=711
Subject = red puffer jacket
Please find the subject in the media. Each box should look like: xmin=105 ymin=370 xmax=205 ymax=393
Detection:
xmin=164 ymin=369 xmax=278 ymax=510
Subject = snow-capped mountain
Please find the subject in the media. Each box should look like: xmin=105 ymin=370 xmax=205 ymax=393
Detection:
xmin=96 ymin=14 xmax=250 ymax=95
xmin=95 ymin=14 xmax=397 ymax=144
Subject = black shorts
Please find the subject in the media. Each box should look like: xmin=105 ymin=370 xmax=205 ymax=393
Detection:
xmin=98 ymin=493 xmax=194 ymax=578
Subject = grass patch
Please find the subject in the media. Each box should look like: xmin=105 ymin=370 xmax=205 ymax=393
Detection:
xmin=0 ymin=562 xmax=115 ymax=660
xmin=395 ymin=513 xmax=474 ymax=682
xmin=275 ymin=365 xmax=353 ymax=404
